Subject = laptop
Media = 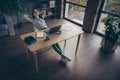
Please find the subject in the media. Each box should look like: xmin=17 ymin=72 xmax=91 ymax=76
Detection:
xmin=44 ymin=25 xmax=61 ymax=34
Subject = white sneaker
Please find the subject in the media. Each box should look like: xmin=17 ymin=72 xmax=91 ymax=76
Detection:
xmin=62 ymin=55 xmax=71 ymax=62
xmin=60 ymin=56 xmax=68 ymax=64
xmin=60 ymin=55 xmax=71 ymax=64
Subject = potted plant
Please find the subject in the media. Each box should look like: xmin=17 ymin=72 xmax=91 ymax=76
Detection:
xmin=101 ymin=15 xmax=120 ymax=52
xmin=0 ymin=0 xmax=26 ymax=28
xmin=12 ymin=0 xmax=26 ymax=28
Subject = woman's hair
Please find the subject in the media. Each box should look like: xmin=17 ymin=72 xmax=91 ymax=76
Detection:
xmin=32 ymin=9 xmax=38 ymax=18
xmin=32 ymin=9 xmax=46 ymax=19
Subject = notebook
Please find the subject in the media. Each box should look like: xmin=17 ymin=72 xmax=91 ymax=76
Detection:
xmin=36 ymin=32 xmax=44 ymax=38
xmin=24 ymin=36 xmax=36 ymax=45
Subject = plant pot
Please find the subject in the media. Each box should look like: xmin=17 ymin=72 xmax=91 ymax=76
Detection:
xmin=100 ymin=38 xmax=119 ymax=52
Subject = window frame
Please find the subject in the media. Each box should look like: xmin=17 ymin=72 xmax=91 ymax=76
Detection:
xmin=94 ymin=0 xmax=120 ymax=36
xmin=63 ymin=0 xmax=87 ymax=26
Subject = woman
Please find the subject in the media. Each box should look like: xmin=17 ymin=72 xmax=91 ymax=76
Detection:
xmin=23 ymin=9 xmax=71 ymax=63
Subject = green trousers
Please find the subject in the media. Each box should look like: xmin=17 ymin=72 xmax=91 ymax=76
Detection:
xmin=52 ymin=43 xmax=62 ymax=55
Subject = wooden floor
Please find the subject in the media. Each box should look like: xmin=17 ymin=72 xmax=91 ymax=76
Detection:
xmin=0 ymin=19 xmax=120 ymax=80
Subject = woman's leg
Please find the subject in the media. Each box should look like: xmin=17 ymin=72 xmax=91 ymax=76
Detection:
xmin=52 ymin=43 xmax=71 ymax=62
xmin=52 ymin=43 xmax=62 ymax=55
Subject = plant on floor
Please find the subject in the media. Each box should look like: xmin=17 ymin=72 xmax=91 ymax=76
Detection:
xmin=0 ymin=0 xmax=26 ymax=27
xmin=101 ymin=14 xmax=120 ymax=51
xmin=12 ymin=0 xmax=26 ymax=28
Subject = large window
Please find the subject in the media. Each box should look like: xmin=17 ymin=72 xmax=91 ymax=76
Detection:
xmin=64 ymin=0 xmax=87 ymax=25
xmin=96 ymin=0 xmax=120 ymax=34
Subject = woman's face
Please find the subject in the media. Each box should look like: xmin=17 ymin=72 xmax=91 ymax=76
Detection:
xmin=33 ymin=10 xmax=39 ymax=18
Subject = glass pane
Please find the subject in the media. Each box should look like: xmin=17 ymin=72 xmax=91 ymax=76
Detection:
xmin=96 ymin=13 xmax=108 ymax=34
xmin=103 ymin=0 xmax=120 ymax=16
xmin=96 ymin=0 xmax=120 ymax=34
xmin=65 ymin=3 xmax=85 ymax=25
xmin=66 ymin=0 xmax=87 ymax=6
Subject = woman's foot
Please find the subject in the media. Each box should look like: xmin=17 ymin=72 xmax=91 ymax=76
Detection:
xmin=60 ymin=55 xmax=71 ymax=63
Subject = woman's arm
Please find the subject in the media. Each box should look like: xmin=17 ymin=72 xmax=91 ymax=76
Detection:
xmin=23 ymin=14 xmax=33 ymax=22
xmin=39 ymin=10 xmax=46 ymax=19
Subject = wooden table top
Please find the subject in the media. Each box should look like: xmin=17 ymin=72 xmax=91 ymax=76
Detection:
xmin=20 ymin=25 xmax=83 ymax=52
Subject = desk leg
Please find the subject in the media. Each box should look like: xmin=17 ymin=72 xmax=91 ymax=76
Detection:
xmin=63 ymin=40 xmax=67 ymax=54
xmin=33 ymin=52 xmax=38 ymax=74
xmin=24 ymin=43 xmax=30 ymax=61
xmin=75 ymin=34 xmax=81 ymax=55
xmin=62 ymin=40 xmax=71 ymax=62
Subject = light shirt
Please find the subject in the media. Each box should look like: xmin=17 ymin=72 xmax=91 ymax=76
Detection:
xmin=23 ymin=14 xmax=48 ymax=31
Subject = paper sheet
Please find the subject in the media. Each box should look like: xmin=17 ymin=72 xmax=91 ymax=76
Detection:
xmin=36 ymin=32 xmax=44 ymax=38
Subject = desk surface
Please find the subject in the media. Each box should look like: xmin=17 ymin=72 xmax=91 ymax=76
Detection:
xmin=20 ymin=25 xmax=83 ymax=52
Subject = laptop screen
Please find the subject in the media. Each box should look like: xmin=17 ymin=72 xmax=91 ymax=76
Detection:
xmin=44 ymin=25 xmax=61 ymax=34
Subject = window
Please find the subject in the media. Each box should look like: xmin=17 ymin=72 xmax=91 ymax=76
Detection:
xmin=96 ymin=0 xmax=120 ymax=34
xmin=103 ymin=0 xmax=120 ymax=16
xmin=66 ymin=0 xmax=87 ymax=6
xmin=64 ymin=0 xmax=87 ymax=26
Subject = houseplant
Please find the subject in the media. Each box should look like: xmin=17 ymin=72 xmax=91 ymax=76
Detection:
xmin=0 ymin=0 xmax=26 ymax=27
xmin=101 ymin=15 xmax=120 ymax=52
xmin=12 ymin=0 xmax=26 ymax=28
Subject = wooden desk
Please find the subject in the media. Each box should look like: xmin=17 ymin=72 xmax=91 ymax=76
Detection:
xmin=20 ymin=25 xmax=83 ymax=74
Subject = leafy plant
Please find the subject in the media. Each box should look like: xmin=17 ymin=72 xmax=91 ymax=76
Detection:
xmin=0 ymin=0 xmax=26 ymax=15
xmin=12 ymin=0 xmax=26 ymax=27
xmin=101 ymin=15 xmax=120 ymax=44
xmin=0 ymin=0 xmax=26 ymax=27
